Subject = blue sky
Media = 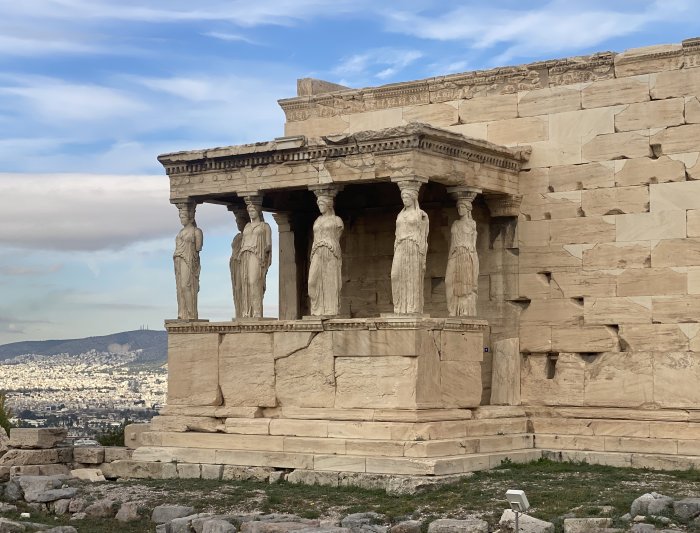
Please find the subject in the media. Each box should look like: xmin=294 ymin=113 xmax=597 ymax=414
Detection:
xmin=1 ymin=0 xmax=699 ymax=344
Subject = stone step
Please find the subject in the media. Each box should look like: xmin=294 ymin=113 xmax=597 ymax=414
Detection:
xmin=127 ymin=447 xmax=542 ymax=476
xmin=536 ymin=433 xmax=700 ymax=455
xmin=532 ymin=417 xmax=700 ymax=440
xmin=151 ymin=415 xmax=528 ymax=440
xmin=143 ymin=430 xmax=534 ymax=457
xmin=542 ymin=449 xmax=700 ymax=470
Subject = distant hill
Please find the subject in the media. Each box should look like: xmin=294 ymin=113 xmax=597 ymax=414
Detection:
xmin=0 ymin=330 xmax=167 ymax=364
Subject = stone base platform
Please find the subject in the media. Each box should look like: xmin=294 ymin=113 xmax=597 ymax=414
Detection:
xmin=131 ymin=406 xmax=536 ymax=477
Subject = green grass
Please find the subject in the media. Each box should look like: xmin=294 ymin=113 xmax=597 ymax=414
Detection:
xmin=4 ymin=459 xmax=700 ymax=533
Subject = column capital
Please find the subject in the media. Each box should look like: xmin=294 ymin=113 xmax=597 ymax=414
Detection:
xmin=391 ymin=176 xmax=429 ymax=186
xmin=484 ymin=193 xmax=523 ymax=217
xmin=271 ymin=212 xmax=293 ymax=232
xmin=309 ymin=184 xmax=343 ymax=199
xmin=447 ymin=186 xmax=481 ymax=203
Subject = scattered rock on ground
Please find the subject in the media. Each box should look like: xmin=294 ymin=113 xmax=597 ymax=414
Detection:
xmin=84 ymin=497 xmax=117 ymax=518
xmin=0 ymin=503 xmax=17 ymax=513
xmin=563 ymin=517 xmax=612 ymax=533
xmin=390 ymin=521 xmax=421 ymax=533
xmin=428 ymin=519 xmax=488 ymax=533
xmin=500 ymin=509 xmax=554 ymax=533
xmin=631 ymin=524 xmax=656 ymax=533
xmin=674 ymin=497 xmax=700 ymax=520
xmin=632 ymin=493 xmax=674 ymax=517
xmin=201 ymin=518 xmax=238 ymax=533
xmin=152 ymin=503 xmax=196 ymax=524
xmin=115 ymin=501 xmax=140 ymax=522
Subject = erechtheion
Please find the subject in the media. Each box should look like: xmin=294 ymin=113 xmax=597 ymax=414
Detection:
xmin=129 ymin=38 xmax=700 ymax=482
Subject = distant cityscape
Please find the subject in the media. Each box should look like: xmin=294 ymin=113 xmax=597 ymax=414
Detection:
xmin=0 ymin=339 xmax=166 ymax=438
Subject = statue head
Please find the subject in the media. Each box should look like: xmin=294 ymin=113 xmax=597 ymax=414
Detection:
xmin=317 ymin=195 xmax=334 ymax=215
xmin=244 ymin=196 xmax=263 ymax=222
xmin=176 ymin=202 xmax=196 ymax=226
xmin=400 ymin=189 xmax=419 ymax=208
xmin=457 ymin=199 xmax=473 ymax=218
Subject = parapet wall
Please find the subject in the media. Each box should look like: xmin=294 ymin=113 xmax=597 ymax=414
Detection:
xmin=279 ymin=38 xmax=700 ymax=411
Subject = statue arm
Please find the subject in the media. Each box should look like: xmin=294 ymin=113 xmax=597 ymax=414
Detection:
xmin=420 ymin=211 xmax=429 ymax=260
xmin=195 ymin=228 xmax=204 ymax=252
xmin=263 ymin=223 xmax=272 ymax=269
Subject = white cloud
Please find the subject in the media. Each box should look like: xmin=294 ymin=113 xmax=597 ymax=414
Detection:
xmin=382 ymin=0 xmax=694 ymax=63
xmin=202 ymin=32 xmax=259 ymax=45
xmin=333 ymin=48 xmax=423 ymax=85
xmin=0 ymin=173 xmax=233 ymax=252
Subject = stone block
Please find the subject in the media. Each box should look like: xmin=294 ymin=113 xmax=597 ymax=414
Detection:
xmin=616 ymin=211 xmax=685 ymax=242
xmin=107 ymin=460 xmax=178 ymax=479
xmin=314 ymin=454 xmax=366 ymax=472
xmin=284 ymin=436 xmax=345 ymax=455
xmin=440 ymin=331 xmax=483 ymax=362
xmin=654 ymin=352 xmax=700 ymax=408
xmin=619 ymin=324 xmax=689 ymax=351
xmin=617 ymin=268 xmax=686 ymax=296
xmin=518 ymin=86 xmax=581 ymax=117
xmin=273 ymin=331 xmax=315 ymax=358
xmin=500 ymin=509 xmax=554 ymax=533
xmin=71 ymin=468 xmax=106 ymax=482
xmin=688 ymin=210 xmax=700 ymax=238
xmin=550 ymin=271 xmax=618 ymax=298
xmin=104 ymin=447 xmax=130 ymax=462
xmin=490 ymin=338 xmax=521 ymax=406
xmin=72 ymin=447 xmax=104 ymax=464
xmin=344 ymin=108 xmax=404 ymax=133
xmin=582 ymin=75 xmax=649 ymax=109
xmin=584 ymin=297 xmax=651 ymax=325
xmin=521 ymin=353 xmax=585 ymax=406
xmin=651 ymin=124 xmax=700 ymax=155
xmin=584 ymin=352 xmax=653 ymax=408
xmin=535 ymin=434 xmax=605 ymax=451
xmin=563 ymin=518 xmax=612 ymax=533
xmin=345 ymin=440 xmax=403 ymax=457
xmin=582 ymin=132 xmax=650 ymax=162
xmin=168 ymin=333 xmax=221 ymax=406
xmin=686 ymin=96 xmax=700 ymax=123
xmin=519 ymin=326 xmax=552 ymax=353
xmin=8 ymin=428 xmax=66 ymax=449
xmin=285 ymin=115 xmax=348 ymax=137
xmin=276 ymin=332 xmax=335 ymax=408
xmin=518 ymin=221 xmax=550 ymax=248
xmin=651 ymin=180 xmax=700 ymax=212
xmin=428 ymin=519 xmax=488 ymax=533
xmin=201 ymin=464 xmax=223 ymax=480
xmin=581 ymin=186 xmax=649 ymax=216
xmin=614 ymin=156 xmax=686 ymax=187
xmin=615 ymin=44 xmax=683 ymax=77
xmin=653 ymin=296 xmax=700 ymax=323
xmin=518 ymin=273 xmax=550 ymax=299
xmin=219 ymin=333 xmax=276 ymax=407
xmin=652 ymin=238 xmax=700 ymax=267
xmin=549 ymin=216 xmax=615 ymax=244
xmin=124 ymin=424 xmax=151 ymax=449
xmin=0 ymin=449 xmax=60 ymax=466
xmin=458 ymin=94 xmax=517 ymax=123
xmin=335 ymin=356 xmax=419 ymax=409
xmin=221 ymin=465 xmax=273 ymax=481
xmin=152 ymin=504 xmax=195 ymax=524
xmin=519 ymin=246 xmax=581 ymax=273
xmin=9 ymin=464 xmax=69 ymax=477
xmin=269 ymin=419 xmax=329 ymax=438
xmin=521 ymin=191 xmax=581 ymax=221
xmin=673 ymin=498 xmax=700 ymax=520
xmin=548 ymin=162 xmax=614 ymax=192
xmin=583 ymin=242 xmax=650 ymax=270
xmin=214 ymin=449 xmax=314 ymax=469
xmin=225 ymin=418 xmax=270 ymax=435
xmin=176 ymin=463 xmax=202 ymax=479
xmin=487 ymin=116 xmax=548 ymax=145
xmin=440 ymin=361 xmax=482 ymax=408
xmin=551 ymin=326 xmax=620 ymax=353
xmin=520 ymin=299 xmax=583 ymax=327
xmin=615 ymin=98 xmax=684 ymax=131
xmin=605 ymin=436 xmax=677 ymax=454
xmin=403 ymin=103 xmax=457 ymax=126
xmin=651 ymin=67 xmax=700 ymax=99
xmin=286 ymin=469 xmax=340 ymax=487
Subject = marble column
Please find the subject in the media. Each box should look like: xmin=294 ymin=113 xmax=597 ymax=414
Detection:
xmin=272 ymin=212 xmax=299 ymax=320
xmin=390 ymin=177 xmax=429 ymax=315
xmin=445 ymin=186 xmax=481 ymax=317
xmin=238 ymin=195 xmax=272 ymax=318
xmin=173 ymin=199 xmax=203 ymax=320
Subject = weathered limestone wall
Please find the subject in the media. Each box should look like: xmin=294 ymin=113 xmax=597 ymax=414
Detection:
xmin=279 ymin=40 xmax=700 ymax=410
xmin=166 ymin=320 xmax=485 ymax=412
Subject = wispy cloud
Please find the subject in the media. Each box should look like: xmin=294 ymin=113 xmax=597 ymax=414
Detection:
xmin=202 ymin=31 xmax=259 ymax=45
xmin=381 ymin=0 xmax=694 ymax=64
xmin=0 ymin=265 xmax=63 ymax=276
xmin=333 ymin=48 xmax=423 ymax=85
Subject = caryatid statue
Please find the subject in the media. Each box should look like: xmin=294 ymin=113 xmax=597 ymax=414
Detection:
xmin=391 ymin=179 xmax=429 ymax=315
xmin=446 ymin=187 xmax=480 ymax=317
xmin=308 ymin=186 xmax=344 ymax=316
xmin=228 ymin=205 xmax=248 ymax=319
xmin=237 ymin=195 xmax=272 ymax=318
xmin=173 ymin=200 xmax=203 ymax=320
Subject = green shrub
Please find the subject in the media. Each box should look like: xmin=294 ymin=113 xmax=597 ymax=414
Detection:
xmin=97 ymin=418 xmax=129 ymax=447
xmin=0 ymin=391 xmax=13 ymax=436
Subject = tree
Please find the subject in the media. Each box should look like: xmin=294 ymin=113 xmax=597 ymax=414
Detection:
xmin=0 ymin=391 xmax=13 ymax=436
xmin=97 ymin=417 xmax=129 ymax=447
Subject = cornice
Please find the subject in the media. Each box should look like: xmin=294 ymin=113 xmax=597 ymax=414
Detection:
xmin=158 ymin=123 xmax=527 ymax=177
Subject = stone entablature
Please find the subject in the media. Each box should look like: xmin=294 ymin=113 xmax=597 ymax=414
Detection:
xmin=278 ymin=38 xmax=700 ymax=122
xmin=158 ymin=123 xmax=528 ymax=201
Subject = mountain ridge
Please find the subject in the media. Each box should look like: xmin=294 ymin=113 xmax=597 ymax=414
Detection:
xmin=0 ymin=329 xmax=167 ymax=363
